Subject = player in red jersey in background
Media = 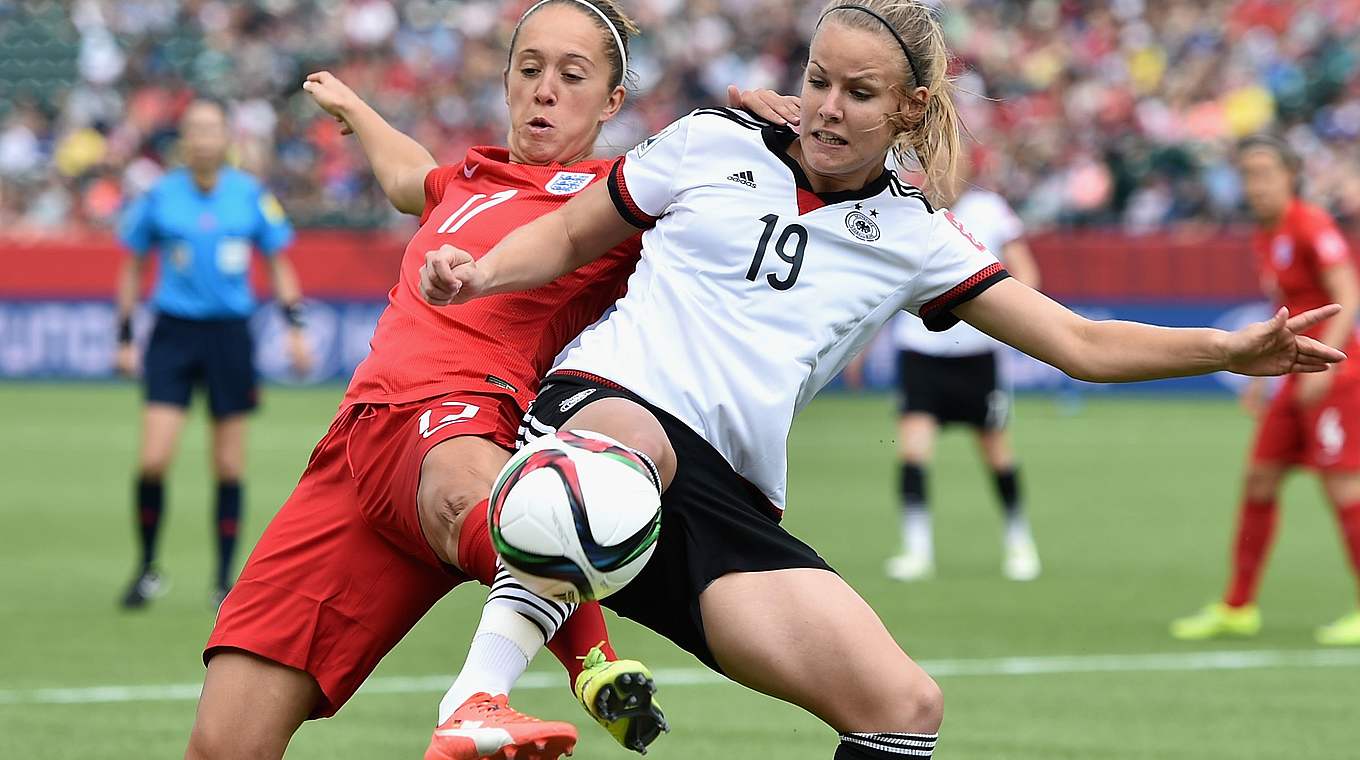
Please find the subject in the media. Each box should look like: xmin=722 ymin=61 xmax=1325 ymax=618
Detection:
xmin=182 ymin=2 xmax=800 ymax=759
xmin=1173 ymin=135 xmax=1360 ymax=646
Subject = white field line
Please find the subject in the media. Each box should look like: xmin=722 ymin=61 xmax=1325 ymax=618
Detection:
xmin=2 ymin=648 xmax=1358 ymax=707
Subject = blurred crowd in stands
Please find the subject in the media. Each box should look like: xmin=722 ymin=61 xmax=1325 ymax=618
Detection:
xmin=2 ymin=0 xmax=1358 ymax=233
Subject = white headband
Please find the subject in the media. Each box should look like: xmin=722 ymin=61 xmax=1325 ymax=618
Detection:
xmin=519 ymin=0 xmax=627 ymax=85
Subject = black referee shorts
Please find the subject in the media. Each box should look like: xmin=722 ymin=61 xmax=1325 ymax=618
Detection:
xmin=143 ymin=313 xmax=258 ymax=419
xmin=520 ymin=371 xmax=834 ymax=672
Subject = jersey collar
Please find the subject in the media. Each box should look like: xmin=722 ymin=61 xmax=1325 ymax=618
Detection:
xmin=760 ymin=125 xmax=892 ymax=207
xmin=1258 ymin=197 xmax=1303 ymax=238
xmin=464 ymin=146 xmax=607 ymax=180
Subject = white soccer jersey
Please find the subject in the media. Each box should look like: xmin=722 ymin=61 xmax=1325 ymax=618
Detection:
xmin=556 ymin=109 xmax=1007 ymax=510
xmin=892 ymin=188 xmax=1024 ymax=357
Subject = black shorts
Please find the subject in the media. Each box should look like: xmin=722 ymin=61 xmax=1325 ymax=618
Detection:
xmin=521 ymin=372 xmax=834 ymax=672
xmin=897 ymin=350 xmax=1009 ymax=430
xmin=143 ymin=314 xmax=258 ymax=419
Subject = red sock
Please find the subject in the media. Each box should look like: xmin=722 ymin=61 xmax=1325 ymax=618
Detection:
xmin=1224 ymin=499 xmax=1279 ymax=608
xmin=546 ymin=601 xmax=618 ymax=684
xmin=455 ymin=499 xmax=498 ymax=586
xmin=1334 ymin=502 xmax=1360 ymax=595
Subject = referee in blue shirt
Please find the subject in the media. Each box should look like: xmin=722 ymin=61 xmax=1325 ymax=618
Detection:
xmin=114 ymin=99 xmax=311 ymax=609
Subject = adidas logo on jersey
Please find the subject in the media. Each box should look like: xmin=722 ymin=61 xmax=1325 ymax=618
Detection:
xmin=727 ymin=170 xmax=757 ymax=188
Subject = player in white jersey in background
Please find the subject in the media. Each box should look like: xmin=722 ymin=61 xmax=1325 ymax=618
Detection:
xmin=881 ymin=162 xmax=1043 ymax=582
xmin=421 ymin=2 xmax=1343 ymax=757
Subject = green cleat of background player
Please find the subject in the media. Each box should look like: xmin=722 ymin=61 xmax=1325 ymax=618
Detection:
xmin=1170 ymin=602 xmax=1262 ymax=640
xmin=1315 ymin=611 xmax=1360 ymax=646
xmin=574 ymin=646 xmax=669 ymax=754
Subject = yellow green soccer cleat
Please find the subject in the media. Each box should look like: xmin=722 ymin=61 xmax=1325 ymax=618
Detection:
xmin=573 ymin=646 xmax=668 ymax=754
xmin=1316 ymin=611 xmax=1360 ymax=646
xmin=1170 ymin=602 xmax=1262 ymax=640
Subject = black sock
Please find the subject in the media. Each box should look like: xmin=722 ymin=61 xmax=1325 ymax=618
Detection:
xmin=836 ymin=732 xmax=938 ymax=758
xmin=215 ymin=480 xmax=242 ymax=588
xmin=135 ymin=477 xmax=164 ymax=572
xmin=900 ymin=462 xmax=927 ymax=510
xmin=992 ymin=467 xmax=1021 ymax=519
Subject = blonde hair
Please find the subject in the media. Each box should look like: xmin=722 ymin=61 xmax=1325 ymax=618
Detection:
xmin=818 ymin=1 xmax=962 ymax=203
xmin=510 ymin=0 xmax=641 ymax=89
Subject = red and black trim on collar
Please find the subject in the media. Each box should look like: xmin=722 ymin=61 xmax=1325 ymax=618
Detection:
xmin=607 ymin=157 xmax=658 ymax=230
xmin=919 ymin=263 xmax=1010 ymax=332
xmin=760 ymin=124 xmax=901 ymax=216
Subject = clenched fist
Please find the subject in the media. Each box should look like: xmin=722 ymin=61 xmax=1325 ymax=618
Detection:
xmin=419 ymin=245 xmax=488 ymax=306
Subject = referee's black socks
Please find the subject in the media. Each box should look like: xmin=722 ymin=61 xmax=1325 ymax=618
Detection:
xmin=134 ymin=476 xmax=164 ymax=571
xmin=836 ymin=732 xmax=938 ymax=758
xmin=215 ymin=480 xmax=242 ymax=589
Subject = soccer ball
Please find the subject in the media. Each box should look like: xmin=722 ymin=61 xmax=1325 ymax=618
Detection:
xmin=489 ymin=430 xmax=662 ymax=603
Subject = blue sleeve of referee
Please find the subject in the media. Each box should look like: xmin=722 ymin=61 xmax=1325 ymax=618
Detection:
xmin=252 ymin=189 xmax=294 ymax=256
xmin=116 ymin=193 xmax=156 ymax=257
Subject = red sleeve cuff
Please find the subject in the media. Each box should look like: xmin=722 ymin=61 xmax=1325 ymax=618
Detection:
xmin=919 ymin=262 xmax=1010 ymax=332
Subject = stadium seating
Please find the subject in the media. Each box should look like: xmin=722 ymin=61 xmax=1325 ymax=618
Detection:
xmin=0 ymin=0 xmax=1357 ymax=232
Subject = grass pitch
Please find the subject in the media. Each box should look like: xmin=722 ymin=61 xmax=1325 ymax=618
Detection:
xmin=1 ymin=383 xmax=1358 ymax=759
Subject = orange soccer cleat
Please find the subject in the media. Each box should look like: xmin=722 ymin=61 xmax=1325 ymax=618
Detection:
xmin=424 ymin=693 xmax=579 ymax=760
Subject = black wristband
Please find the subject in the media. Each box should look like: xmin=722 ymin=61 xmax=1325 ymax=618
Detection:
xmin=283 ymin=302 xmax=304 ymax=328
xmin=117 ymin=317 xmax=133 ymax=344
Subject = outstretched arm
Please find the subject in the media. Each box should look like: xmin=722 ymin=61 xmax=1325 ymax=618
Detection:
xmin=956 ymin=278 xmax=1345 ymax=382
xmin=420 ymin=179 xmax=636 ymax=306
xmin=303 ymin=71 xmax=436 ymax=215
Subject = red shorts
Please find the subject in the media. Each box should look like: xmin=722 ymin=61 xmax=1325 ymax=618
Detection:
xmin=204 ymin=390 xmax=521 ymax=718
xmin=1252 ymin=376 xmax=1360 ymax=471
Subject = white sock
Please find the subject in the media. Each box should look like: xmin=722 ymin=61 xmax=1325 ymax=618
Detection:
xmin=1005 ymin=513 xmax=1032 ymax=547
xmin=487 ymin=563 xmax=575 ymax=640
xmin=437 ymin=604 xmax=544 ymax=723
xmin=903 ymin=505 xmax=933 ymax=561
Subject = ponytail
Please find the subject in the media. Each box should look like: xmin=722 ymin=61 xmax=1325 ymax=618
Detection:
xmin=821 ymin=1 xmax=961 ymax=204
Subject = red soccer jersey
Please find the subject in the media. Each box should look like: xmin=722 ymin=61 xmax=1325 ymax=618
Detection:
xmin=1253 ymin=198 xmax=1357 ymax=351
xmin=343 ymin=147 xmax=640 ymax=410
